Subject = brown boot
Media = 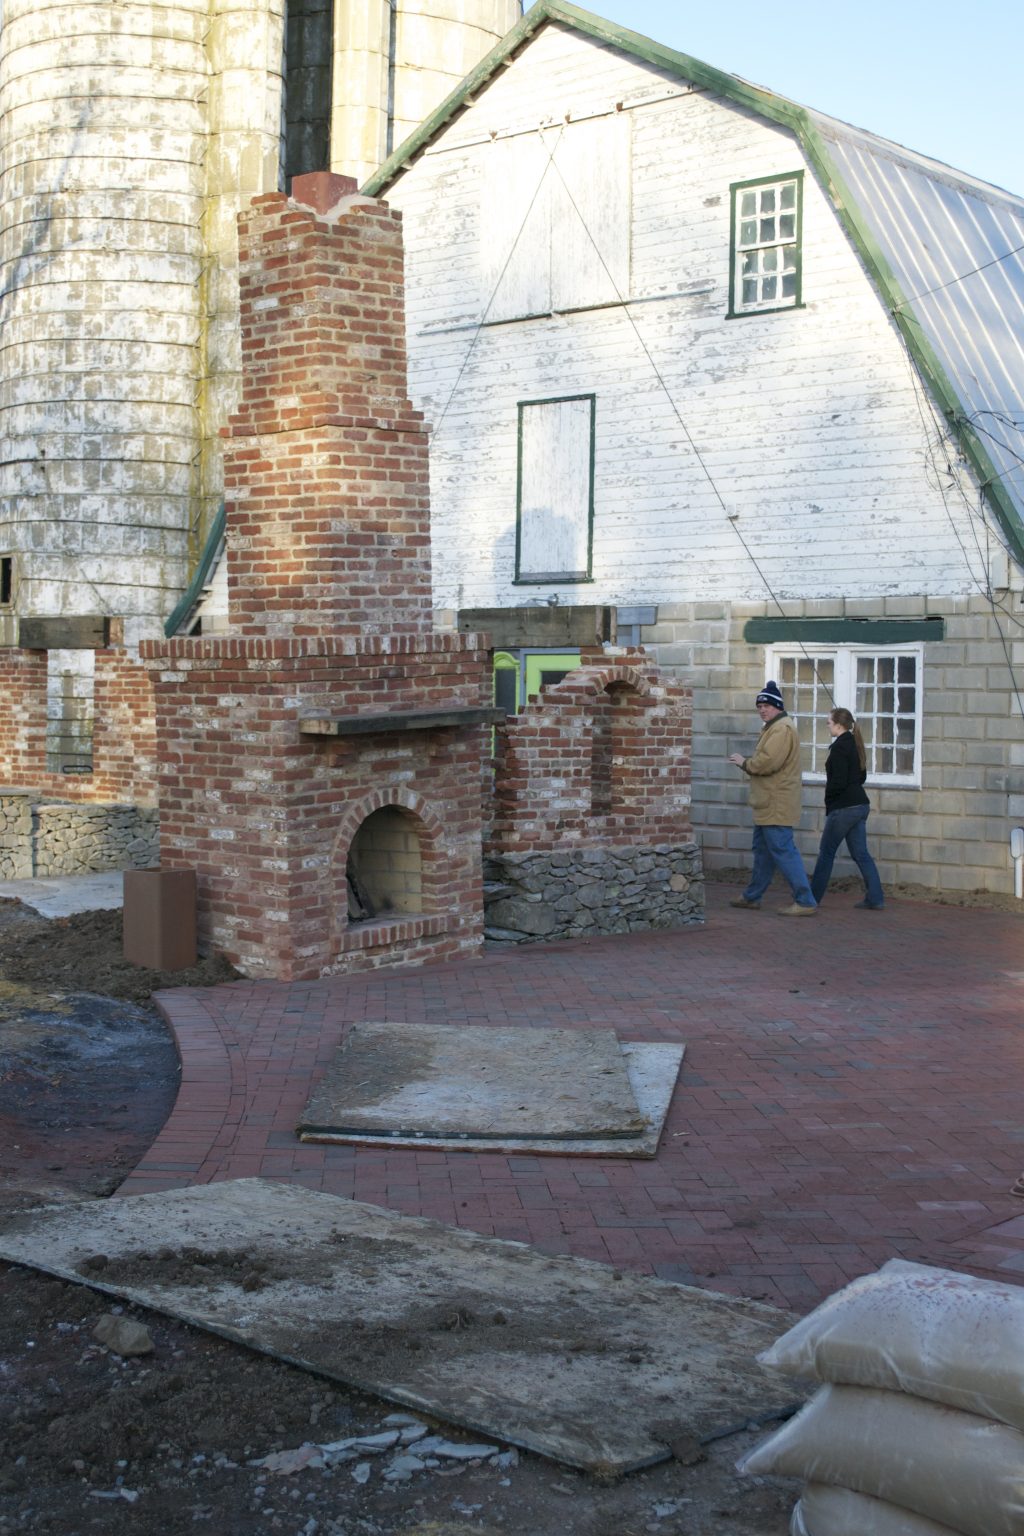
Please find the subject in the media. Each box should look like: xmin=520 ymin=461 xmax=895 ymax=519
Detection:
xmin=729 ymin=897 xmax=761 ymax=910
xmin=777 ymin=903 xmax=816 ymax=916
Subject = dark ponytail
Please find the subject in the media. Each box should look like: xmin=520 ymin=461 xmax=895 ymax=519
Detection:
xmin=831 ymin=707 xmax=867 ymax=773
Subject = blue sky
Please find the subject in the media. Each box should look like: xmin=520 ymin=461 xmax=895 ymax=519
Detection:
xmin=530 ymin=0 xmax=1023 ymax=195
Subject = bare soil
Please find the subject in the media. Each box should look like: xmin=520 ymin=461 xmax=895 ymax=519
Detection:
xmin=0 ymin=898 xmax=803 ymax=1535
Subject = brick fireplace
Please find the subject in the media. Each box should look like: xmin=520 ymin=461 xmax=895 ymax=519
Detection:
xmin=140 ymin=174 xmax=494 ymax=980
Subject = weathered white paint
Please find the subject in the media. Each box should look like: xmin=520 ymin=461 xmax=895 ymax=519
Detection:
xmin=387 ymin=22 xmax=1015 ymax=611
xmin=518 ymin=396 xmax=592 ymax=579
xmin=480 ymin=114 xmax=629 ymax=321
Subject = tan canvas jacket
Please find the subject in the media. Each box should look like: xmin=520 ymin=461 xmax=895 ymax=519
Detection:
xmin=741 ymin=713 xmax=804 ymax=827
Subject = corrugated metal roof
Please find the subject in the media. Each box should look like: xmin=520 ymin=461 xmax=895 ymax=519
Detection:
xmin=811 ymin=117 xmax=1024 ymax=534
xmin=368 ymin=0 xmax=1024 ymax=562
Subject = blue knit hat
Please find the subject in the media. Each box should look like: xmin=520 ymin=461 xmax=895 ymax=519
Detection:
xmin=756 ymin=680 xmax=784 ymax=709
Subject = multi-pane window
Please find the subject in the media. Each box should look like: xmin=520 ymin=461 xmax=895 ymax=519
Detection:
xmin=767 ymin=647 xmax=922 ymax=785
xmin=730 ymin=173 xmax=803 ymax=316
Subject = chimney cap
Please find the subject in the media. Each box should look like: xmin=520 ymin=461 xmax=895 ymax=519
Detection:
xmin=290 ymin=172 xmax=360 ymax=216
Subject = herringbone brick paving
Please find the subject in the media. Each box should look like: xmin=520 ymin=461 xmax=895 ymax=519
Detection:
xmin=121 ymin=885 xmax=1024 ymax=1312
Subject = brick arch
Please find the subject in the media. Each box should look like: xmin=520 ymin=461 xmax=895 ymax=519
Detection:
xmin=589 ymin=672 xmax=651 ymax=818
xmin=539 ymin=662 xmax=652 ymax=704
xmin=330 ymin=788 xmax=447 ymax=947
xmin=331 ymin=785 xmax=445 ymax=861
xmin=585 ymin=664 xmax=652 ymax=699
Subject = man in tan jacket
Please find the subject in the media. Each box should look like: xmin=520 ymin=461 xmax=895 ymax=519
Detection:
xmin=728 ymin=680 xmax=817 ymax=915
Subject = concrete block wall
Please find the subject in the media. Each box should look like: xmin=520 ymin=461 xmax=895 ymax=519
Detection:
xmin=642 ymin=595 xmax=1024 ymax=896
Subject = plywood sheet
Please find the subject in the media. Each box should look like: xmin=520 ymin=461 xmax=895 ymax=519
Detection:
xmin=298 ymin=1041 xmax=684 ymax=1158
xmin=297 ymin=1023 xmax=647 ymax=1141
xmin=0 ymin=1181 xmax=801 ymax=1475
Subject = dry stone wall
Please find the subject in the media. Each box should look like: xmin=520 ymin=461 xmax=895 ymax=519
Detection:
xmin=484 ymin=844 xmax=703 ymax=944
xmin=0 ymin=795 xmax=33 ymax=879
xmin=0 ymin=796 xmax=158 ymax=878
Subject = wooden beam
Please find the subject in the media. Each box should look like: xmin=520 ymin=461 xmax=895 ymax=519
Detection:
xmin=459 ymin=605 xmax=612 ymax=647
xmin=18 ymin=617 xmax=111 ymax=650
xmin=300 ymin=707 xmax=505 ymax=738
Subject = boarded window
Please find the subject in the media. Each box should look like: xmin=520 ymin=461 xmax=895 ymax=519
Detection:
xmin=516 ymin=396 xmax=595 ymax=583
xmin=481 ymin=115 xmax=631 ymax=323
xmin=46 ymin=649 xmax=95 ymax=775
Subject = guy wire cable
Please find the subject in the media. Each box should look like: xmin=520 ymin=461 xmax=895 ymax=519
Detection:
xmin=536 ymin=125 xmax=837 ymax=707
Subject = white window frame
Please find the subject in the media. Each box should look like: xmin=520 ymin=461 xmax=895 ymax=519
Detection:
xmin=765 ymin=644 xmax=923 ymax=787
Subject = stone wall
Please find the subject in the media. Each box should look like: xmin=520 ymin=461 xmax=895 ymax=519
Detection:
xmin=640 ymin=594 xmax=1024 ymax=896
xmin=0 ymin=795 xmax=158 ymax=878
xmin=484 ymin=845 xmax=703 ymax=945
xmin=0 ymin=794 xmax=33 ymax=879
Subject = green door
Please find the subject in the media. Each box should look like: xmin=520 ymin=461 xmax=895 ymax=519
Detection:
xmin=523 ymin=650 xmax=581 ymax=705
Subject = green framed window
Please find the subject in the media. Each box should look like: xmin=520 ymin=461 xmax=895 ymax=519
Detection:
xmin=515 ymin=394 xmax=595 ymax=584
xmin=729 ymin=172 xmax=804 ymax=317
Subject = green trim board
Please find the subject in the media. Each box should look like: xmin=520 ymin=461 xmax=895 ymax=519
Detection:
xmin=362 ymin=0 xmax=1024 ymax=565
xmin=515 ymin=393 xmax=596 ymax=584
xmin=164 ymin=503 xmax=227 ymax=638
xmin=743 ymin=617 xmax=946 ymax=645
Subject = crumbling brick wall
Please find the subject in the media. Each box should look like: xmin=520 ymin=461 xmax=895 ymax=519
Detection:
xmin=489 ymin=647 xmax=694 ymax=852
xmin=0 ymin=642 xmax=156 ymax=804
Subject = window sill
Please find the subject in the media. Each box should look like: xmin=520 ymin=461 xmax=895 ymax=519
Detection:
xmin=726 ymin=301 xmax=806 ymax=320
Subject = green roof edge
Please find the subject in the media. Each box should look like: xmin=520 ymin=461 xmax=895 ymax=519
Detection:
xmin=363 ymin=0 xmax=1024 ymax=566
xmin=361 ymin=0 xmax=801 ymax=199
xmin=796 ymin=117 xmax=1024 ymax=565
xmin=164 ymin=503 xmax=227 ymax=638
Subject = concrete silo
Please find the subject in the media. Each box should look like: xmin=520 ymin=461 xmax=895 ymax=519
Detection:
xmin=0 ymin=0 xmax=522 ymax=639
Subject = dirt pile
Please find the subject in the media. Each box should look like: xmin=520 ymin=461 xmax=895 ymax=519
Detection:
xmin=0 ymin=901 xmax=238 ymax=1004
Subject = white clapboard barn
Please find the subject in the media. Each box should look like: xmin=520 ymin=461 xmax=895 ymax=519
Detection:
xmin=364 ymin=0 xmax=1024 ymax=896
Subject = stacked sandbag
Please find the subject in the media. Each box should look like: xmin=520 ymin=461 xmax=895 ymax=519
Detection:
xmin=736 ymin=1259 xmax=1024 ymax=1536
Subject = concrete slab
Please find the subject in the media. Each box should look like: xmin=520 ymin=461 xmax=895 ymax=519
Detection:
xmin=297 ymin=1022 xmax=648 ymax=1141
xmin=298 ymin=1041 xmax=684 ymax=1158
xmin=0 ymin=1179 xmax=802 ymax=1474
xmin=0 ymin=873 xmax=124 ymax=918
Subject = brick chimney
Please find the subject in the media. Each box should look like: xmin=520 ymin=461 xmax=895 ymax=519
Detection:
xmin=223 ymin=173 xmax=432 ymax=637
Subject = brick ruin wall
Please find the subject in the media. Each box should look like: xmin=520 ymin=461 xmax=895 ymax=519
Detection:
xmin=485 ymin=648 xmax=702 ymax=942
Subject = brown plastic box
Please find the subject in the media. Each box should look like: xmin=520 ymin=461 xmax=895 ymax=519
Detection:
xmin=123 ymin=869 xmax=197 ymax=971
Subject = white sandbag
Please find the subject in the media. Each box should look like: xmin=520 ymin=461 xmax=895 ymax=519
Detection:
xmin=759 ymin=1258 xmax=1024 ymax=1430
xmin=737 ymin=1384 xmax=1024 ymax=1536
xmin=791 ymin=1484 xmax=965 ymax=1536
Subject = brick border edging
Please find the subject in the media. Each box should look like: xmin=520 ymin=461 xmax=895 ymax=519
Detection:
xmin=114 ymin=988 xmax=244 ymax=1195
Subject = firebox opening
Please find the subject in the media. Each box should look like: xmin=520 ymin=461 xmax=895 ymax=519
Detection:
xmin=346 ymin=807 xmax=424 ymax=924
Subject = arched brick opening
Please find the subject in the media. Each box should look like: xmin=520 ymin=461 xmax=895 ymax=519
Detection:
xmin=590 ymin=680 xmax=643 ymax=819
xmin=346 ymin=805 xmax=424 ymax=921
xmin=330 ymin=787 xmax=447 ymax=947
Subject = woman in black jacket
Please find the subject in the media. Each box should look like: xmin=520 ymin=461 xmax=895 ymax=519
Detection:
xmin=809 ymin=708 xmax=884 ymax=909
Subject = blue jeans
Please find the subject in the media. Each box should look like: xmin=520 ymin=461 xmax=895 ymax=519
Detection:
xmin=810 ymin=803 xmax=884 ymax=906
xmin=743 ymin=825 xmax=816 ymax=907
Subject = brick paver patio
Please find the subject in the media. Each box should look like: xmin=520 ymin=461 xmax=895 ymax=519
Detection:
xmin=120 ymin=885 xmax=1024 ymax=1313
